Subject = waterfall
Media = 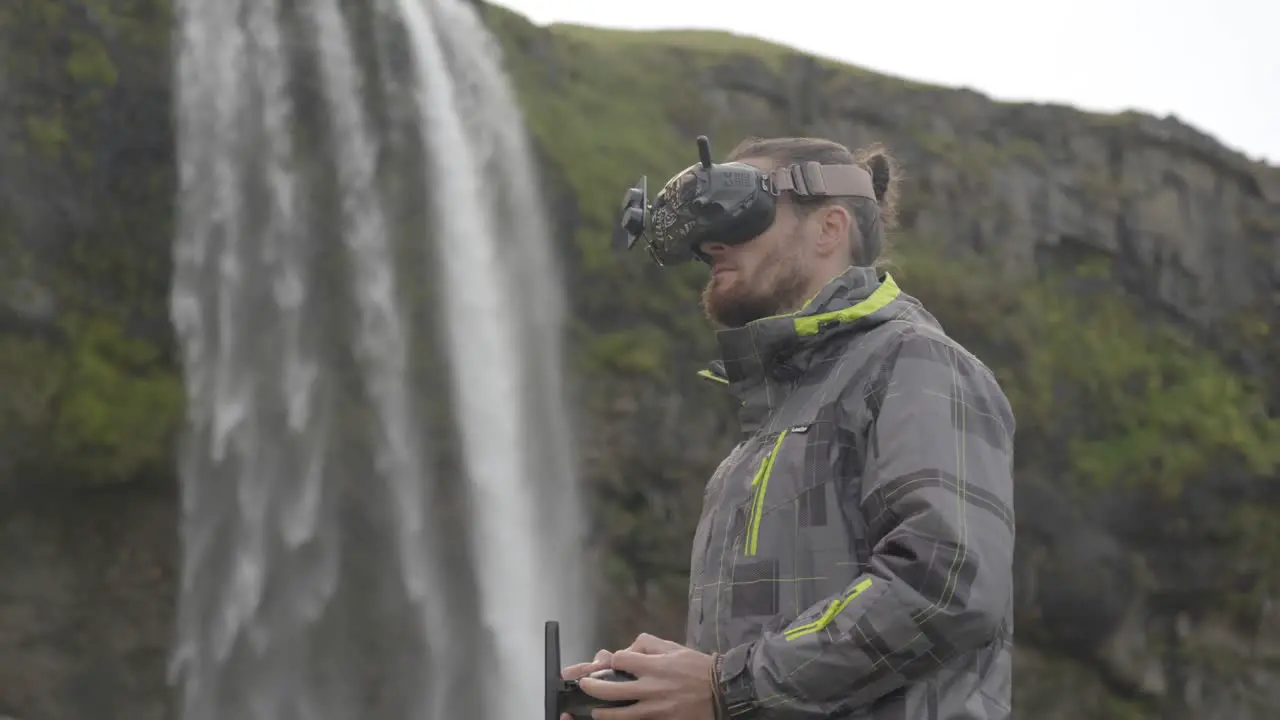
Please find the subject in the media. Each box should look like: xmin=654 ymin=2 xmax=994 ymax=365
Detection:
xmin=168 ymin=0 xmax=591 ymax=717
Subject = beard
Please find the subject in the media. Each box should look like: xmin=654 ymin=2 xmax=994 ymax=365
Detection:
xmin=701 ymin=240 xmax=812 ymax=329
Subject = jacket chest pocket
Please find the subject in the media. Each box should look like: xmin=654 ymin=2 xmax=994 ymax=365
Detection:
xmin=730 ymin=419 xmax=871 ymax=576
xmin=735 ymin=422 xmax=828 ymax=558
xmin=724 ymin=422 xmax=834 ymax=623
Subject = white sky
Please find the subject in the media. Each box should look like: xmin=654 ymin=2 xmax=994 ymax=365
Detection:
xmin=490 ymin=0 xmax=1279 ymax=165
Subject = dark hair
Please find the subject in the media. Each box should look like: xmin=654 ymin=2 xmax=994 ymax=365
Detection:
xmin=726 ymin=136 xmax=900 ymax=268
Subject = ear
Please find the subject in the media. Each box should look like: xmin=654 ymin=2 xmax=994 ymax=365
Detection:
xmin=812 ymin=203 xmax=853 ymax=259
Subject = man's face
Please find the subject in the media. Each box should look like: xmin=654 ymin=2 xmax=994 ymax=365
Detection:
xmin=699 ymin=158 xmax=818 ymax=329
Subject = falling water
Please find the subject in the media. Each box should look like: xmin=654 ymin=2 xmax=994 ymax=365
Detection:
xmin=168 ymin=0 xmax=591 ymax=717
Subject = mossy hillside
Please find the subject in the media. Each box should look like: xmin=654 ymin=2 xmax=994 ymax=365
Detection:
xmin=0 ymin=0 xmax=1269 ymax=567
xmin=0 ymin=0 xmax=178 ymax=487
xmin=0 ymin=2 xmax=1271 ymax=714
xmin=482 ymin=5 xmax=1279 ymax=494
xmin=2 ymin=0 xmax=171 ymax=159
xmin=893 ymin=241 xmax=1280 ymax=496
xmin=483 ymin=3 xmax=809 ymax=382
xmin=1015 ymin=645 xmax=1161 ymax=720
xmin=480 ymin=5 xmax=1162 ymax=378
xmin=892 ymin=239 xmax=1280 ymax=607
xmin=482 ymin=3 xmax=1280 ymax=641
xmin=0 ymin=317 xmax=182 ymax=487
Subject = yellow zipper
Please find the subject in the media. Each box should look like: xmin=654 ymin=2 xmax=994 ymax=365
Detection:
xmin=744 ymin=430 xmax=788 ymax=556
xmin=783 ymin=578 xmax=874 ymax=641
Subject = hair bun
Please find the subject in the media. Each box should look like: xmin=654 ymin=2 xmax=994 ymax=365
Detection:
xmin=866 ymin=154 xmax=891 ymax=204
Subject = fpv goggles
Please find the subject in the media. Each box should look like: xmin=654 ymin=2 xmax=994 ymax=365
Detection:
xmin=612 ymin=135 xmax=877 ymax=266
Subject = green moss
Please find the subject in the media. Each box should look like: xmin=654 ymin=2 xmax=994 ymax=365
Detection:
xmin=486 ymin=8 xmax=733 ymax=377
xmin=543 ymin=22 xmax=959 ymax=93
xmin=67 ymin=30 xmax=119 ymax=88
xmin=1003 ymin=137 xmax=1045 ymax=162
xmin=501 ymin=35 xmax=711 ymax=259
xmin=1014 ymin=646 xmax=1161 ymax=719
xmin=894 ymin=239 xmax=1280 ymax=498
xmin=0 ymin=0 xmax=180 ymax=484
xmin=0 ymin=336 xmax=66 ymax=431
xmin=1098 ymin=694 xmax=1155 ymax=720
xmin=895 ymin=243 xmax=1280 ymax=614
xmin=52 ymin=315 xmax=182 ymax=482
xmin=547 ymin=25 xmax=799 ymax=72
xmin=916 ymin=129 xmax=1044 ymax=168
xmin=584 ymin=327 xmax=670 ymax=376
xmin=1073 ymin=255 xmax=1113 ymax=280
xmin=1228 ymin=502 xmax=1280 ymax=601
xmin=0 ymin=317 xmax=181 ymax=486
xmin=23 ymin=114 xmax=69 ymax=159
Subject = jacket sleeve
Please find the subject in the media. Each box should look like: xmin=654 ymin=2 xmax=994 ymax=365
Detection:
xmin=714 ymin=331 xmax=1016 ymax=719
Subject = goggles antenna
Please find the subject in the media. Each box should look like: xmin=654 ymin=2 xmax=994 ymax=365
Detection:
xmin=696 ymin=135 xmax=713 ymax=169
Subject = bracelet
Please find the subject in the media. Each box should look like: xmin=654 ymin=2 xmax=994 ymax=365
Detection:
xmin=710 ymin=652 xmax=728 ymax=720
xmin=715 ymin=645 xmax=759 ymax=718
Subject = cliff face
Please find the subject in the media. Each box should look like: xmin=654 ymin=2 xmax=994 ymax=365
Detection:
xmin=491 ymin=11 xmax=1280 ymax=717
xmin=1 ymin=2 xmax=1277 ymax=719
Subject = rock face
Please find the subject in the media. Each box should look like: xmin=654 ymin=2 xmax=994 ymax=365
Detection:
xmin=708 ymin=54 xmax=1279 ymax=326
xmin=0 ymin=482 xmax=177 ymax=720
xmin=0 ymin=2 xmax=1277 ymax=719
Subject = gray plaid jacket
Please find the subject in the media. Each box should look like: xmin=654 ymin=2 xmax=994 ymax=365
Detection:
xmin=689 ymin=267 xmax=1015 ymax=720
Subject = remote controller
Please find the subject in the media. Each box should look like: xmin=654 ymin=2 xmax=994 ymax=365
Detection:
xmin=545 ymin=621 xmax=639 ymax=720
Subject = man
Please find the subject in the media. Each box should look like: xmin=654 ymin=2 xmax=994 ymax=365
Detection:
xmin=564 ymin=137 xmax=1016 ymax=720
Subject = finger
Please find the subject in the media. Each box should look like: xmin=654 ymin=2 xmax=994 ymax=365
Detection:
xmin=625 ymin=633 xmax=684 ymax=655
xmin=562 ymin=660 xmax=611 ymax=681
xmin=608 ymin=649 xmax=662 ymax=675
xmin=563 ymin=649 xmax=614 ymax=679
xmin=577 ymin=675 xmax=656 ymax=703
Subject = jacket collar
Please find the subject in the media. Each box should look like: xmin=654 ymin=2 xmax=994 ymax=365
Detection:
xmin=698 ymin=266 xmax=903 ymax=434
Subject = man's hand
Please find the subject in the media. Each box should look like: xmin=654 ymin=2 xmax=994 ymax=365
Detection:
xmin=563 ymin=649 xmax=616 ymax=682
xmin=560 ymin=650 xmax=616 ymax=720
xmin=577 ymin=634 xmax=717 ymax=720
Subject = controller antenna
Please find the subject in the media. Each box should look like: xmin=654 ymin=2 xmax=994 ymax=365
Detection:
xmin=696 ymin=135 xmax=713 ymax=169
